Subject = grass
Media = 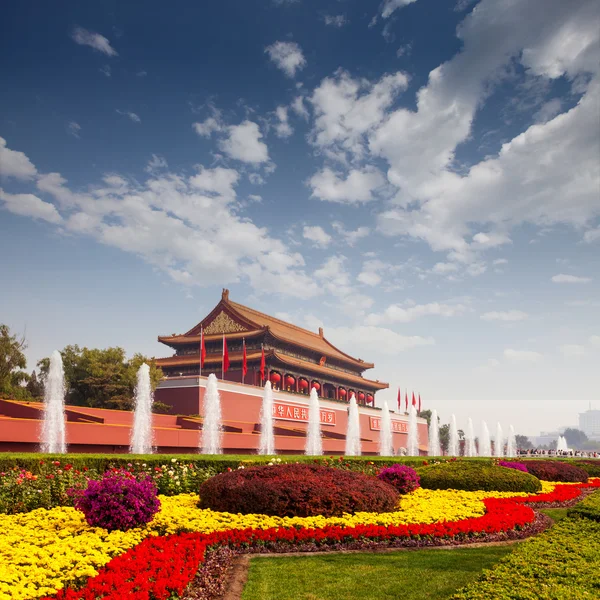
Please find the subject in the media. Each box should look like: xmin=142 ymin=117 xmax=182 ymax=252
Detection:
xmin=539 ymin=507 xmax=569 ymax=522
xmin=241 ymin=546 xmax=515 ymax=600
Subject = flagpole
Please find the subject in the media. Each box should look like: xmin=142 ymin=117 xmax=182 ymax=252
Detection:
xmin=199 ymin=326 xmax=203 ymax=379
xmin=242 ymin=338 xmax=245 ymax=384
xmin=222 ymin=334 xmax=224 ymax=381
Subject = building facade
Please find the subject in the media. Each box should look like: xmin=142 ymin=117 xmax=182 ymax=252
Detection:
xmin=155 ymin=289 xmax=389 ymax=405
xmin=579 ymin=409 xmax=600 ymax=440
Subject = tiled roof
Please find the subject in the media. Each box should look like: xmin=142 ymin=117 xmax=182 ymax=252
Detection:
xmin=158 ymin=329 xmax=265 ymax=345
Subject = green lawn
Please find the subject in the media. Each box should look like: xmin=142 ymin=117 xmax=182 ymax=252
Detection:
xmin=539 ymin=507 xmax=569 ymax=522
xmin=241 ymin=545 xmax=515 ymax=600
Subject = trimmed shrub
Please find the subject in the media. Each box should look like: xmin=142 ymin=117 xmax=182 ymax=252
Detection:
xmin=72 ymin=469 xmax=160 ymax=531
xmin=377 ymin=464 xmax=420 ymax=494
xmin=523 ymin=460 xmax=588 ymax=483
xmin=416 ymin=462 xmax=542 ymax=493
xmin=498 ymin=460 xmax=528 ymax=473
xmin=569 ymin=460 xmax=600 ymax=478
xmin=198 ymin=463 xmax=399 ymax=517
xmin=567 ymin=490 xmax=600 ymax=522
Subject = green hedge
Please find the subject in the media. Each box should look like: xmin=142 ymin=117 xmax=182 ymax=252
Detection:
xmin=416 ymin=462 xmax=542 ymax=493
xmin=0 ymin=453 xmax=493 ymax=475
xmin=567 ymin=489 xmax=600 ymax=522
xmin=567 ymin=460 xmax=600 ymax=478
xmin=451 ymin=507 xmax=600 ymax=599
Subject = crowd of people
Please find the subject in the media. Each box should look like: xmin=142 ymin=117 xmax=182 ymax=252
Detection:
xmin=517 ymin=448 xmax=599 ymax=458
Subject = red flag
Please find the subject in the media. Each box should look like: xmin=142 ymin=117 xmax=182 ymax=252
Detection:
xmin=259 ymin=345 xmax=265 ymax=382
xmin=412 ymin=391 xmax=416 ymax=407
xmin=199 ymin=328 xmax=206 ymax=370
xmin=397 ymin=387 xmax=401 ymax=410
xmin=405 ymin=391 xmax=408 ymax=411
xmin=222 ymin=335 xmax=230 ymax=376
xmin=242 ymin=338 xmax=247 ymax=378
xmin=418 ymin=393 xmax=421 ymax=413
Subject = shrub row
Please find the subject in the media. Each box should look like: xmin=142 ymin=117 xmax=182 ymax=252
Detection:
xmin=198 ymin=463 xmax=399 ymax=517
xmin=0 ymin=453 xmax=495 ymax=475
xmin=567 ymin=459 xmax=600 ymax=477
xmin=522 ymin=460 xmax=588 ymax=483
xmin=567 ymin=489 xmax=600 ymax=522
xmin=416 ymin=462 xmax=542 ymax=493
xmin=450 ymin=510 xmax=600 ymax=599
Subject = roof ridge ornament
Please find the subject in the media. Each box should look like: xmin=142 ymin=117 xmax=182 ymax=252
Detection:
xmin=222 ymin=288 xmax=230 ymax=301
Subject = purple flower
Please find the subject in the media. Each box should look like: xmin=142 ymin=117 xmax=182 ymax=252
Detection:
xmin=377 ymin=464 xmax=420 ymax=494
xmin=72 ymin=469 xmax=160 ymax=531
xmin=498 ymin=461 xmax=529 ymax=473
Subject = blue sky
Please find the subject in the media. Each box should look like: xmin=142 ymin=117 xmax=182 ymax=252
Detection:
xmin=1 ymin=0 xmax=599 ymax=437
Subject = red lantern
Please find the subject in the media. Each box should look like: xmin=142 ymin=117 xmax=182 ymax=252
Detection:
xmin=285 ymin=375 xmax=295 ymax=388
xmin=270 ymin=372 xmax=281 ymax=384
xmin=298 ymin=378 xmax=309 ymax=390
xmin=366 ymin=394 xmax=374 ymax=404
xmin=358 ymin=392 xmax=365 ymax=402
xmin=311 ymin=382 xmax=321 ymax=392
xmin=338 ymin=388 xmax=347 ymax=399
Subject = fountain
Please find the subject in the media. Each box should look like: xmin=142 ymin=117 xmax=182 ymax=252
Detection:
xmin=407 ymin=403 xmax=419 ymax=456
xmin=480 ymin=421 xmax=491 ymax=457
xmin=41 ymin=350 xmax=67 ymax=454
xmin=507 ymin=425 xmax=516 ymax=457
xmin=449 ymin=414 xmax=459 ymax=456
xmin=428 ymin=409 xmax=440 ymax=456
xmin=345 ymin=393 xmax=362 ymax=456
xmin=201 ymin=374 xmax=222 ymax=454
xmin=258 ymin=381 xmax=276 ymax=455
xmin=379 ymin=401 xmax=393 ymax=456
xmin=557 ymin=435 xmax=568 ymax=453
xmin=466 ymin=418 xmax=477 ymax=457
xmin=305 ymin=388 xmax=323 ymax=455
xmin=130 ymin=363 xmax=154 ymax=454
xmin=495 ymin=422 xmax=504 ymax=457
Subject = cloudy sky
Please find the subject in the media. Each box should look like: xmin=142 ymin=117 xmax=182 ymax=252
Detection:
xmin=1 ymin=0 xmax=599 ymax=437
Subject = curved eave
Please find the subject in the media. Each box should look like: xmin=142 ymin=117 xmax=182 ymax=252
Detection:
xmin=266 ymin=328 xmax=374 ymax=371
xmin=272 ymin=351 xmax=388 ymax=390
xmin=158 ymin=329 xmax=266 ymax=347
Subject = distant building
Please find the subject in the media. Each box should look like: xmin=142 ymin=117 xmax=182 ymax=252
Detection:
xmin=579 ymin=409 xmax=600 ymax=441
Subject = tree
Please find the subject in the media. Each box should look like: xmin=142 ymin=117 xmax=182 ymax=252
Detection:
xmin=419 ymin=409 xmax=433 ymax=426
xmin=26 ymin=370 xmax=44 ymax=398
xmin=439 ymin=424 xmax=450 ymax=454
xmin=563 ymin=428 xmax=588 ymax=449
xmin=0 ymin=324 xmax=30 ymax=399
xmin=515 ymin=434 xmax=534 ymax=450
xmin=38 ymin=346 xmax=163 ymax=411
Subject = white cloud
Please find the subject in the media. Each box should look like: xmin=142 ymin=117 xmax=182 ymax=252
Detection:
xmin=248 ymin=194 xmax=262 ymax=203
xmin=193 ymin=117 xmax=223 ymax=138
xmin=504 ymin=349 xmax=543 ymax=363
xmin=373 ymin=0 xmax=600 ymax=253
xmin=67 ymin=121 xmax=81 ymax=138
xmin=71 ymin=26 xmax=118 ymax=56
xmin=474 ymin=358 xmax=501 ymax=373
xmin=308 ymin=166 xmax=386 ymax=204
xmin=265 ymin=41 xmax=306 ymax=78
xmin=432 ymin=262 xmax=459 ymax=274
xmin=274 ymin=106 xmax=293 ymax=138
xmin=381 ymin=0 xmax=418 ymax=19
xmin=366 ymin=301 xmax=467 ymax=326
xmin=219 ymin=121 xmax=269 ymax=164
xmin=588 ymin=335 xmax=600 ymax=347
xmin=291 ymin=96 xmax=309 ymax=120
xmin=326 ymin=325 xmax=434 ymax=356
xmin=559 ymin=344 xmax=586 ymax=357
xmin=324 ymin=15 xmax=348 ymax=27
xmin=332 ymin=222 xmax=370 ymax=246
xmin=357 ymin=270 xmax=382 ymax=286
xmin=551 ymin=273 xmax=592 ymax=283
xmin=102 ymin=175 xmax=127 ymax=187
xmin=0 ymin=189 xmax=62 ymax=223
xmin=189 ymin=166 xmax=240 ymax=200
xmin=145 ymin=154 xmax=168 ymax=174
xmin=493 ymin=258 xmax=508 ymax=265
xmin=136 ymin=70 xmax=147 ymax=77
xmin=302 ymin=225 xmax=332 ymax=248
xmin=481 ymin=310 xmax=528 ymax=322
xmin=309 ymin=69 xmax=409 ymax=162
xmin=99 ymin=65 xmax=111 ymax=77
xmin=583 ymin=227 xmax=600 ymax=243
xmin=0 ymin=137 xmax=37 ymax=180
xmin=116 ymin=110 xmax=141 ymax=123
xmin=533 ymin=98 xmax=562 ymax=123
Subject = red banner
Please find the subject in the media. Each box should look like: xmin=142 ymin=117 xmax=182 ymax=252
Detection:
xmin=369 ymin=416 xmax=408 ymax=433
xmin=272 ymin=402 xmax=336 ymax=426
